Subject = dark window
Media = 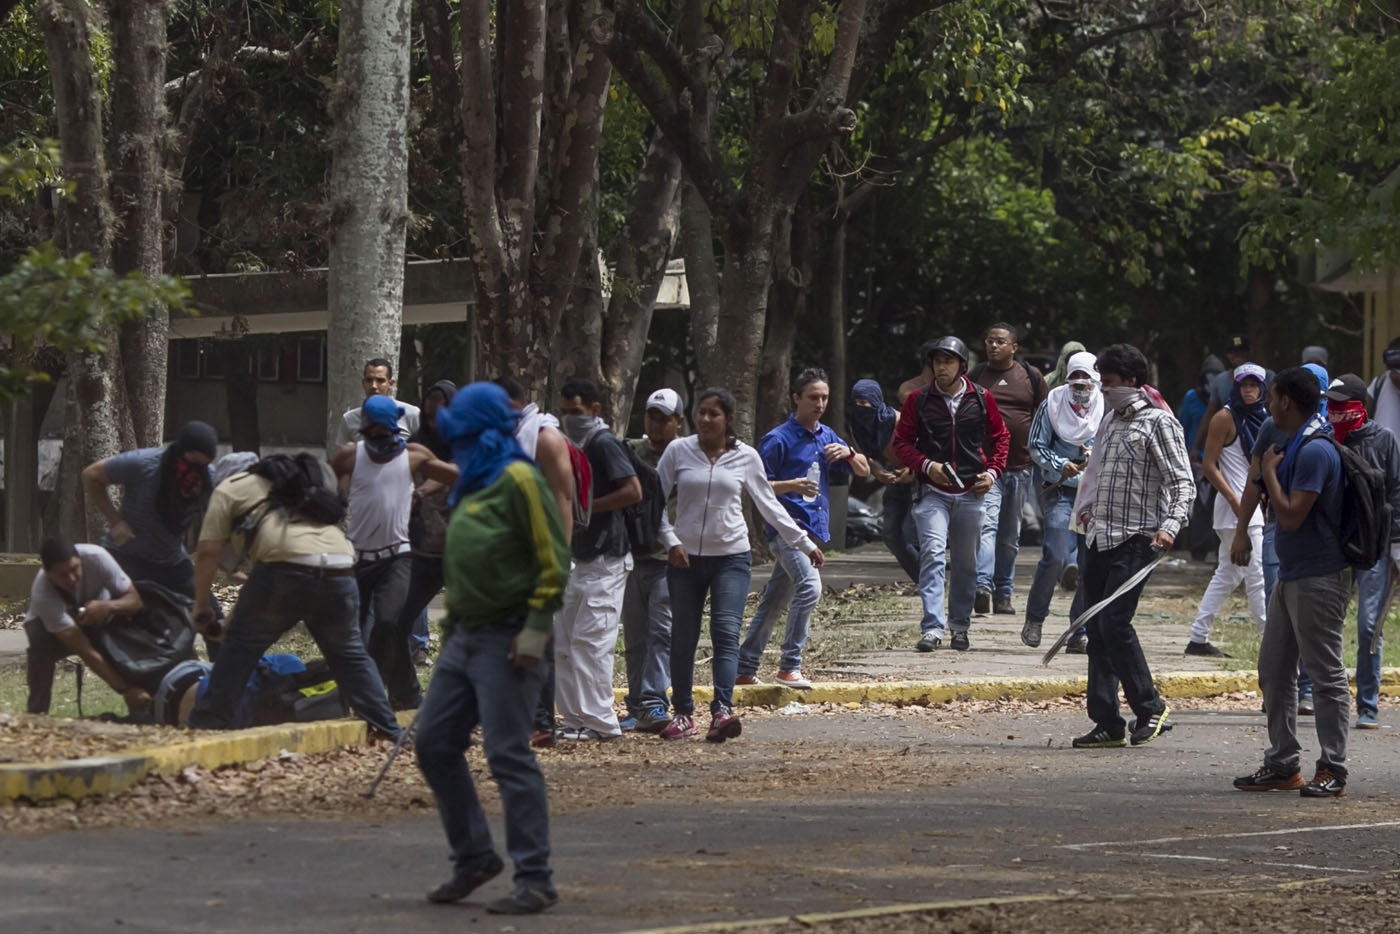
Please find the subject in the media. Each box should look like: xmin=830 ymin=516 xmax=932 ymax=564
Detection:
xmin=296 ymin=337 xmax=325 ymax=383
xmin=256 ymin=347 xmax=281 ymax=381
xmin=200 ymin=341 xmax=226 ymax=379
xmin=173 ymin=340 xmax=200 ymax=379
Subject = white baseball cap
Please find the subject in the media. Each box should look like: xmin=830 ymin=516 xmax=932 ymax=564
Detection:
xmin=645 ymin=388 xmax=684 ymax=416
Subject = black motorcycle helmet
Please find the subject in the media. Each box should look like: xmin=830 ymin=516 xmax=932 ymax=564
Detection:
xmin=926 ymin=336 xmax=970 ymax=374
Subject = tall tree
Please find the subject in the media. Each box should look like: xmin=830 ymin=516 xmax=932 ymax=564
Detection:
xmin=325 ymin=0 xmax=412 ymax=453
xmin=108 ymin=0 xmax=170 ymax=447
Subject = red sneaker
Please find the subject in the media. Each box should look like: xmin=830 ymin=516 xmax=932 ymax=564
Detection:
xmin=734 ymin=675 xmax=761 ymax=686
xmin=659 ymin=714 xmax=696 ymax=740
xmin=774 ymin=670 xmax=812 ymax=689
xmin=706 ymin=707 xmax=743 ymax=743
xmin=530 ymin=729 xmax=556 ymax=749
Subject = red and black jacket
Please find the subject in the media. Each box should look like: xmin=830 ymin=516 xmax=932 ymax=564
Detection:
xmin=893 ymin=377 xmax=1010 ymax=488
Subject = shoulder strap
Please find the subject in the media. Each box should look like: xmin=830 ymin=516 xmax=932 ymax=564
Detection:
xmin=969 ymin=363 xmax=986 ymax=383
xmin=1023 ymin=360 xmax=1044 ymax=393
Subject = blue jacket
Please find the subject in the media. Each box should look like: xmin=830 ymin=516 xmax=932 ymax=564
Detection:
xmin=1027 ymin=401 xmax=1094 ymax=489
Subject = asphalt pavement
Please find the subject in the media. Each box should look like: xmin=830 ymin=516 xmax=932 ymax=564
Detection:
xmin=5 ymin=705 xmax=1400 ymax=933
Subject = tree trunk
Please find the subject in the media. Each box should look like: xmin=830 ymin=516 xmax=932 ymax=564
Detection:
xmin=756 ymin=280 xmax=803 ymax=440
xmin=682 ymin=180 xmax=723 ymax=393
xmin=40 ymin=0 xmax=131 ymax=540
xmin=108 ymin=0 xmax=169 ymax=447
xmin=325 ymin=0 xmax=412 ymax=455
xmin=826 ymin=218 xmax=848 ymax=438
xmin=600 ymin=131 xmax=682 ymax=433
xmin=553 ymin=241 xmax=606 ymax=400
xmin=716 ymin=204 xmax=779 ymax=442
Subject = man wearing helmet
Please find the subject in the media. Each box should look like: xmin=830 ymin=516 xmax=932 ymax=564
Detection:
xmin=892 ymin=337 xmax=1010 ymax=652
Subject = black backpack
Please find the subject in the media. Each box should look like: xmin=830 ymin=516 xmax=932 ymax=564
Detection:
xmin=92 ymin=580 xmax=197 ymax=693
xmin=1305 ymin=435 xmax=1391 ymax=570
xmin=233 ymin=454 xmax=347 ymax=566
xmin=622 ymin=440 xmax=666 ymax=555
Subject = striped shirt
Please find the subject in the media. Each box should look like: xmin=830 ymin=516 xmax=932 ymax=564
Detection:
xmin=1079 ymin=399 xmax=1194 ymax=550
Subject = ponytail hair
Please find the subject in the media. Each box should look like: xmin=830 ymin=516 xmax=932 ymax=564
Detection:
xmin=697 ymin=387 xmax=739 ymax=450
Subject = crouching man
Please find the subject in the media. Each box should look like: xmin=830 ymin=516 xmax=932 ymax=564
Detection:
xmin=24 ymin=539 xmax=147 ymax=715
xmin=187 ymin=456 xmax=402 ymax=739
xmin=415 ymin=383 xmax=571 ymax=914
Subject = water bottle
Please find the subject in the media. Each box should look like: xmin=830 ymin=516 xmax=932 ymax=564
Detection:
xmin=803 ymin=460 xmax=821 ymax=504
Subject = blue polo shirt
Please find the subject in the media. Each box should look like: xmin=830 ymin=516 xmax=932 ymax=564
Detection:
xmin=758 ymin=415 xmax=853 ymax=544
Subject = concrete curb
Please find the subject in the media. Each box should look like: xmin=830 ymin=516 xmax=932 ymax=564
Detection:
xmin=7 ymin=668 xmax=1399 ymax=803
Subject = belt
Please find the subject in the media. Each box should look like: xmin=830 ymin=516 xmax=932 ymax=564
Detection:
xmin=267 ymin=561 xmax=355 ymax=578
xmin=356 ymin=543 xmax=411 ymax=562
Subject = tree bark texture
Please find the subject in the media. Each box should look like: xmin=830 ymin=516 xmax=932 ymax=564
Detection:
xmin=681 ymin=180 xmax=723 ymax=397
xmin=325 ymin=0 xmax=411 ymax=455
xmin=601 ymin=131 xmax=682 ymax=433
xmin=39 ymin=0 xmax=131 ymax=540
xmin=108 ymin=0 xmax=170 ymax=447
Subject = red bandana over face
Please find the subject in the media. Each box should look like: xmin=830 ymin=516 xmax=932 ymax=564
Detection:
xmin=1329 ymin=400 xmax=1367 ymax=445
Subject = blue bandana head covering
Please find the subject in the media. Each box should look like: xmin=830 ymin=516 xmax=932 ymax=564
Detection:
xmin=1302 ymin=363 xmax=1330 ymax=418
xmin=1227 ymin=363 xmax=1268 ymax=454
xmin=362 ymin=394 xmax=406 ymax=432
xmin=849 ymin=379 xmax=897 ymax=456
xmin=435 ymin=382 xmax=528 ymax=505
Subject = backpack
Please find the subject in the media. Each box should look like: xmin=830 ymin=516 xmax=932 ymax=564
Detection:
xmin=564 ymin=437 xmax=595 ymax=532
xmin=622 ymin=440 xmax=666 ymax=554
xmin=92 ymin=580 xmax=197 ymax=693
xmin=232 ymin=453 xmax=347 ymax=566
xmin=1304 ymin=434 xmax=1390 ymax=570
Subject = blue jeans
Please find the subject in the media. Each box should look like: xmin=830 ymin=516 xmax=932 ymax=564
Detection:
xmin=977 ymin=468 xmax=1032 ymax=599
xmin=1355 ymin=558 xmax=1390 ymax=718
xmin=1025 ymin=485 xmax=1079 ymax=625
xmin=668 ymin=553 xmax=751 ymax=716
xmin=912 ymin=488 xmax=984 ymax=636
xmin=880 ymin=481 xmax=921 ymax=582
xmin=189 ymin=565 xmax=400 ymax=736
xmin=621 ymin=559 xmax=673 ymax=716
xmin=415 ymin=622 xmax=553 ymax=891
xmin=738 ymin=538 xmax=822 ymax=676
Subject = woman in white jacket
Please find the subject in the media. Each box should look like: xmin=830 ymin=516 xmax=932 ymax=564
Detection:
xmin=656 ymin=388 xmax=825 ymax=741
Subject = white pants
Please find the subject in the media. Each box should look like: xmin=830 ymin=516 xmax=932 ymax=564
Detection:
xmin=554 ymin=553 xmax=633 ymax=735
xmin=1192 ymin=526 xmax=1266 ymax=643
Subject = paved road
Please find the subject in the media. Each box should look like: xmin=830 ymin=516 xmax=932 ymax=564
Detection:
xmin=5 ymin=705 xmax=1400 ymax=933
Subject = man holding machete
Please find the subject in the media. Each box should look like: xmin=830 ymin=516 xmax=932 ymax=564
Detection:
xmin=1070 ymin=344 xmax=1194 ymax=748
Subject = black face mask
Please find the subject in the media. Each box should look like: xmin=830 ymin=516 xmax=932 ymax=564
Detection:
xmin=364 ymin=433 xmax=406 ymax=463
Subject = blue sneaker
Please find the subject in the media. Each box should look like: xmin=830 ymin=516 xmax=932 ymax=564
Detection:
xmin=618 ymin=713 xmax=638 ymax=731
xmin=636 ymin=705 xmax=672 ymax=733
xmin=1357 ymin=710 xmax=1380 ymax=730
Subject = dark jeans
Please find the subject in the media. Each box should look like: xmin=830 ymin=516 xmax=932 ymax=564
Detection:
xmin=1082 ymin=535 xmax=1165 ymax=732
xmin=880 ymin=481 xmax=921 ymax=582
xmin=24 ymin=617 xmax=68 ymax=714
xmin=375 ymin=554 xmax=443 ymax=704
xmin=111 ymin=551 xmax=195 ymax=598
xmin=188 ymin=564 xmax=400 ymax=736
xmin=533 ymin=637 xmax=556 ymax=733
xmin=356 ymin=552 xmax=412 ymax=659
xmin=416 ymin=622 xmax=553 ymax=891
xmin=667 ymin=552 xmax=752 ymax=716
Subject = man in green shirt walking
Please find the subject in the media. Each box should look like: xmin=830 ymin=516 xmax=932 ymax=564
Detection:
xmin=415 ymin=382 xmax=571 ymax=915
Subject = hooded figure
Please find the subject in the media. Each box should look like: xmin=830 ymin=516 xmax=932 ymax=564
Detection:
xmin=435 ymin=382 xmax=530 ymax=505
xmin=1226 ymin=363 xmax=1268 ymax=454
xmin=413 ymin=379 xmax=459 ymax=461
xmin=1045 ymin=351 xmax=1103 ymax=446
xmin=1199 ymin=354 xmax=1225 ymax=397
xmin=157 ymin=420 xmax=218 ymax=534
xmin=848 ymin=379 xmax=898 ymax=457
xmin=1045 ymin=341 xmax=1088 ymax=390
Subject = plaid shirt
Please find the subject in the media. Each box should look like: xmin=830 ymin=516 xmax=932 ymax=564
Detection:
xmin=1080 ymin=399 xmax=1194 ymax=550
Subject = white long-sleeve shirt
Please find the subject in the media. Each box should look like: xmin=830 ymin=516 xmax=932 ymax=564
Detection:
xmin=657 ymin=436 xmax=815 ymax=557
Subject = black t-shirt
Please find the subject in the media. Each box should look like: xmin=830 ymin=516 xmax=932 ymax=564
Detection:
xmin=574 ymin=433 xmax=637 ymax=561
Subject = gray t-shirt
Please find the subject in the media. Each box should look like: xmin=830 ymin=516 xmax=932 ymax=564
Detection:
xmin=25 ymin=544 xmax=132 ymax=634
xmin=101 ymin=447 xmax=203 ymax=567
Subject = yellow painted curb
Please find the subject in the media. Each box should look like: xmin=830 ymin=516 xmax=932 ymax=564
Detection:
xmin=612 ymin=668 xmax=1400 ymax=708
xmin=0 ymin=713 xmax=413 ymax=804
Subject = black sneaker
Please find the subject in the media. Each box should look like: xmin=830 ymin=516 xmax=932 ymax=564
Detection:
xmin=993 ymin=596 xmax=1014 ymax=615
xmin=1072 ymin=728 xmax=1126 ymax=748
xmin=915 ymin=632 xmax=942 ymax=652
xmin=485 ymin=885 xmax=558 ymax=914
xmin=1233 ymin=765 xmax=1303 ymax=792
xmin=1130 ymin=706 xmax=1171 ymax=746
xmin=1060 ymin=564 xmax=1079 ymax=591
xmin=1184 ymin=640 xmax=1228 ymax=657
xmin=1020 ymin=618 xmax=1043 ymax=648
xmin=1065 ymin=634 xmax=1089 ymax=654
xmin=1300 ymin=768 xmax=1347 ymax=798
xmin=974 ymin=588 xmax=991 ymax=614
xmin=949 ymin=630 xmax=970 ymax=652
xmin=427 ymin=853 xmax=505 ymax=903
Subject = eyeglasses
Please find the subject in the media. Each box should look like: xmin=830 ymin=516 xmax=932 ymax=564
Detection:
xmin=985 ymin=338 xmax=1011 ymax=347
